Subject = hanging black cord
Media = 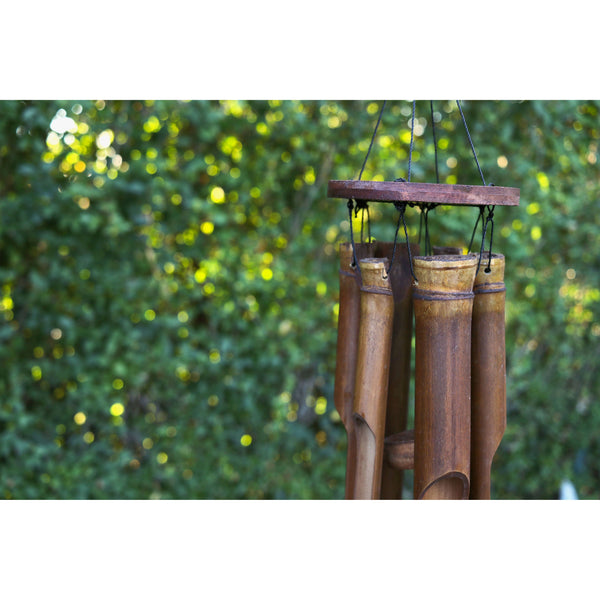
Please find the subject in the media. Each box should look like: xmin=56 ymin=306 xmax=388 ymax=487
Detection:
xmin=388 ymin=202 xmax=418 ymax=282
xmin=468 ymin=205 xmax=485 ymax=254
xmin=360 ymin=203 xmax=366 ymax=243
xmin=430 ymin=101 xmax=440 ymax=184
xmin=407 ymin=100 xmax=416 ymax=182
xmin=358 ymin=202 xmax=372 ymax=243
xmin=351 ymin=101 xmax=386 ymax=250
xmin=476 ymin=206 xmax=496 ymax=275
xmin=476 ymin=212 xmax=488 ymax=275
xmin=389 ymin=101 xmax=419 ymax=275
xmin=418 ymin=202 xmax=436 ymax=256
xmin=424 ymin=205 xmax=432 ymax=255
xmin=348 ymin=199 xmax=359 ymax=269
xmin=421 ymin=204 xmax=436 ymax=255
xmin=456 ymin=100 xmax=486 ymax=186
xmin=457 ymin=100 xmax=494 ymax=259
xmin=358 ymin=100 xmax=387 ymax=181
xmin=485 ymin=207 xmax=495 ymax=272
xmin=353 ymin=199 xmax=370 ymax=244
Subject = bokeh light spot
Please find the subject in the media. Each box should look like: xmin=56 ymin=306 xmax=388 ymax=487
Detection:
xmin=74 ymin=412 xmax=86 ymax=425
xmin=200 ymin=221 xmax=214 ymax=235
xmin=315 ymin=397 xmax=327 ymax=415
xmin=96 ymin=130 xmax=114 ymax=150
xmin=110 ymin=402 xmax=124 ymax=417
xmin=210 ymin=187 xmax=225 ymax=204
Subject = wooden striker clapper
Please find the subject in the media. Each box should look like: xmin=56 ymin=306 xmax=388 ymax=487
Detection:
xmin=330 ymin=102 xmax=520 ymax=499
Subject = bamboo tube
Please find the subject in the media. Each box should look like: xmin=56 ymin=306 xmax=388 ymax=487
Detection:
xmin=352 ymin=258 xmax=394 ymax=500
xmin=333 ymin=242 xmax=376 ymax=499
xmin=412 ymin=255 xmax=478 ymax=500
xmin=470 ymin=253 xmax=506 ymax=499
xmin=375 ymin=241 xmax=419 ymax=499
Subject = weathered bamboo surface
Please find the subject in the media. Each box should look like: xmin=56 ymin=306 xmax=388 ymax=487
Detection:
xmin=334 ymin=244 xmax=508 ymax=499
xmin=333 ymin=242 xmax=376 ymax=499
xmin=413 ymin=255 xmax=478 ymax=499
xmin=470 ymin=253 xmax=507 ymax=499
xmin=351 ymin=258 xmax=394 ymax=500
xmin=375 ymin=241 xmax=419 ymax=499
xmin=433 ymin=246 xmax=463 ymax=256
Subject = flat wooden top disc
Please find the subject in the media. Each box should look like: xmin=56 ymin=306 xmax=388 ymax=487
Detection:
xmin=327 ymin=180 xmax=520 ymax=206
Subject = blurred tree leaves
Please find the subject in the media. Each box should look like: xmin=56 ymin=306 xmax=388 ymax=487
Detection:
xmin=0 ymin=99 xmax=599 ymax=499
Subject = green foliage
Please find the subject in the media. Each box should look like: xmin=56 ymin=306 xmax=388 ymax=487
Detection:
xmin=1 ymin=99 xmax=599 ymax=498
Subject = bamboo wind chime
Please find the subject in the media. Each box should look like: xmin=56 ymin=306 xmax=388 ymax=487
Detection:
xmin=330 ymin=101 xmax=520 ymax=500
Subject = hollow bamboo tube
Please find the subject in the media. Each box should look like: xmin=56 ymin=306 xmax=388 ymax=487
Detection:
xmin=375 ymin=241 xmax=419 ymax=499
xmin=470 ymin=253 xmax=506 ymax=499
xmin=352 ymin=258 xmax=394 ymax=500
xmin=413 ymin=255 xmax=478 ymax=500
xmin=333 ymin=242 xmax=376 ymax=499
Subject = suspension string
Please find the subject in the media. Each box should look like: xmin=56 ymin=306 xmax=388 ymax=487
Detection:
xmin=468 ymin=205 xmax=485 ymax=254
xmin=424 ymin=205 xmax=432 ymax=256
xmin=388 ymin=202 xmax=418 ymax=282
xmin=430 ymin=101 xmax=440 ymax=184
xmin=354 ymin=199 xmax=370 ymax=244
xmin=485 ymin=206 xmax=495 ymax=272
xmin=389 ymin=209 xmax=402 ymax=275
xmin=407 ymin=100 xmax=416 ymax=182
xmin=360 ymin=203 xmax=365 ymax=243
xmin=348 ymin=199 xmax=359 ymax=270
xmin=350 ymin=101 xmax=383 ymax=252
xmin=476 ymin=213 xmax=489 ymax=275
xmin=476 ymin=205 xmax=496 ymax=275
xmin=416 ymin=203 xmax=435 ymax=255
xmin=358 ymin=100 xmax=387 ymax=181
xmin=359 ymin=203 xmax=372 ymax=243
xmin=456 ymin=100 xmax=486 ymax=186
xmin=424 ymin=204 xmax=436 ymax=256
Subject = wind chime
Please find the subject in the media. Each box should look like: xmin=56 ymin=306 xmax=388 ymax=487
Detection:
xmin=329 ymin=101 xmax=520 ymax=499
